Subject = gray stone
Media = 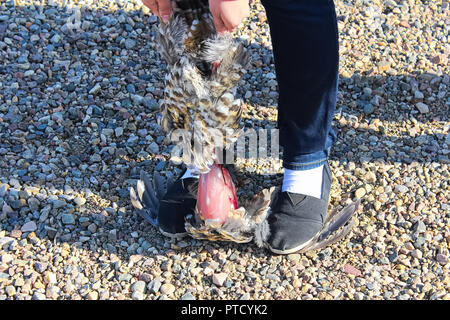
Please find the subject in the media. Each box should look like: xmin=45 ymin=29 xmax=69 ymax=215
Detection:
xmin=73 ymin=196 xmax=86 ymax=206
xmin=115 ymin=127 xmax=124 ymax=137
xmin=131 ymin=280 xmax=146 ymax=293
xmin=363 ymin=103 xmax=375 ymax=115
xmin=102 ymin=128 xmax=114 ymax=137
xmin=0 ymin=237 xmax=14 ymax=250
xmin=32 ymin=292 xmax=47 ymax=300
xmin=125 ymin=38 xmax=137 ymax=49
xmin=50 ymin=34 xmax=61 ymax=43
xmin=117 ymin=273 xmax=133 ymax=282
xmin=414 ymin=221 xmax=426 ymax=233
xmin=27 ymin=197 xmax=40 ymax=211
xmin=148 ymin=142 xmax=159 ymax=154
xmin=131 ymin=291 xmax=145 ymax=300
xmin=34 ymin=261 xmax=48 ymax=273
xmin=89 ymin=83 xmax=101 ymax=95
xmin=181 ymin=292 xmax=196 ymax=300
xmin=414 ymin=90 xmax=424 ymax=99
xmin=415 ymin=102 xmax=429 ymax=113
xmin=61 ymin=213 xmax=75 ymax=224
xmin=52 ymin=199 xmax=67 ymax=209
xmin=394 ymin=185 xmax=409 ymax=194
xmin=21 ymin=221 xmax=37 ymax=232
xmin=147 ymin=279 xmax=161 ymax=293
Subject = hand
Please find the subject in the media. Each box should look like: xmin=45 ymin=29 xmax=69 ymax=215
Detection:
xmin=142 ymin=0 xmax=172 ymax=23
xmin=209 ymin=0 xmax=250 ymax=34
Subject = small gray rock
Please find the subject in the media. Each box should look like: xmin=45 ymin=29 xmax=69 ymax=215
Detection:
xmin=363 ymin=103 xmax=374 ymax=115
xmin=27 ymin=197 xmax=40 ymax=211
xmin=73 ymin=197 xmax=86 ymax=206
xmin=131 ymin=291 xmax=145 ymax=300
xmin=131 ymin=280 xmax=146 ymax=293
xmin=181 ymin=292 xmax=196 ymax=300
xmin=394 ymin=185 xmax=409 ymax=194
xmin=125 ymin=38 xmax=136 ymax=49
xmin=414 ymin=90 xmax=424 ymax=99
xmin=52 ymin=199 xmax=67 ymax=209
xmin=117 ymin=273 xmax=133 ymax=282
xmin=148 ymin=142 xmax=159 ymax=154
xmin=147 ymin=279 xmax=161 ymax=294
xmin=21 ymin=221 xmax=37 ymax=232
xmin=115 ymin=127 xmax=124 ymax=137
xmin=61 ymin=213 xmax=75 ymax=224
xmin=32 ymin=292 xmax=47 ymax=300
xmin=34 ymin=261 xmax=48 ymax=273
xmin=50 ymin=34 xmax=61 ymax=43
xmin=415 ymin=102 xmax=429 ymax=113
xmin=414 ymin=221 xmax=426 ymax=233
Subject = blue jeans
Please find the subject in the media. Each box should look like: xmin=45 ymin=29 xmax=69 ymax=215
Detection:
xmin=261 ymin=0 xmax=339 ymax=170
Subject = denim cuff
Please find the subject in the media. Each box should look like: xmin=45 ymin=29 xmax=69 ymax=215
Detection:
xmin=282 ymin=151 xmax=328 ymax=171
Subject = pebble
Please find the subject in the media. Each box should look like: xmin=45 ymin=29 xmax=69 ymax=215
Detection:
xmin=160 ymin=283 xmax=175 ymax=295
xmin=148 ymin=279 xmax=161 ymax=294
xmin=89 ymin=83 xmax=101 ymax=95
xmin=115 ymin=127 xmax=124 ymax=137
xmin=73 ymin=197 xmax=86 ymax=206
xmin=131 ymin=291 xmax=145 ymax=300
xmin=181 ymin=292 xmax=196 ymax=300
xmin=355 ymin=187 xmax=366 ymax=198
xmin=344 ymin=264 xmax=362 ymax=277
xmin=52 ymin=199 xmax=67 ymax=209
xmin=20 ymin=221 xmax=37 ymax=232
xmin=5 ymin=285 xmax=16 ymax=297
xmin=131 ymin=280 xmax=146 ymax=293
xmin=34 ymin=262 xmax=48 ymax=274
xmin=394 ymin=185 xmax=409 ymax=194
xmin=436 ymin=254 xmax=448 ymax=265
xmin=414 ymin=221 xmax=427 ymax=234
xmin=87 ymin=291 xmax=99 ymax=300
xmin=61 ymin=214 xmax=75 ymax=225
xmin=125 ymin=39 xmax=137 ymax=49
xmin=415 ymin=102 xmax=429 ymax=114
xmin=212 ymin=273 xmax=228 ymax=286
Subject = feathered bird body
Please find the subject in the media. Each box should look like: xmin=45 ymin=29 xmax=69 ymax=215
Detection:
xmin=156 ymin=0 xmax=250 ymax=174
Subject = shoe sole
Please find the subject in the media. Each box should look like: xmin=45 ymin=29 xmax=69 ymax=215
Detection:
xmin=267 ymin=232 xmax=318 ymax=255
xmin=159 ymin=228 xmax=188 ymax=239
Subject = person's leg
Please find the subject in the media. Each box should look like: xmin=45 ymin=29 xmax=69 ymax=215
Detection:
xmin=262 ymin=0 xmax=339 ymax=173
xmin=261 ymin=0 xmax=339 ymax=253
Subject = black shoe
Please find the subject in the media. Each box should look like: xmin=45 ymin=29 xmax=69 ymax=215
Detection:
xmin=267 ymin=162 xmax=332 ymax=254
xmin=158 ymin=170 xmax=198 ymax=238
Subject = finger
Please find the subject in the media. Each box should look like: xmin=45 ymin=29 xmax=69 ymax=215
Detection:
xmin=157 ymin=0 xmax=172 ymax=23
xmin=213 ymin=14 xmax=227 ymax=35
xmin=142 ymin=0 xmax=159 ymax=15
xmin=220 ymin=14 xmax=239 ymax=33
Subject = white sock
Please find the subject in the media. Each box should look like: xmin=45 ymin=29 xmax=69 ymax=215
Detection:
xmin=282 ymin=165 xmax=324 ymax=199
xmin=181 ymin=168 xmax=200 ymax=179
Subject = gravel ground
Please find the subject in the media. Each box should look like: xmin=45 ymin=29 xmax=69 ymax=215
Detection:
xmin=0 ymin=0 xmax=449 ymax=300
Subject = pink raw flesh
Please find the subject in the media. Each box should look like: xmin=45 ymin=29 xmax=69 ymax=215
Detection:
xmin=197 ymin=164 xmax=238 ymax=224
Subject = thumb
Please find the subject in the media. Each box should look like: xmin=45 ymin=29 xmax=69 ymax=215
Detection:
xmin=158 ymin=0 xmax=172 ymax=22
xmin=213 ymin=14 xmax=227 ymax=35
